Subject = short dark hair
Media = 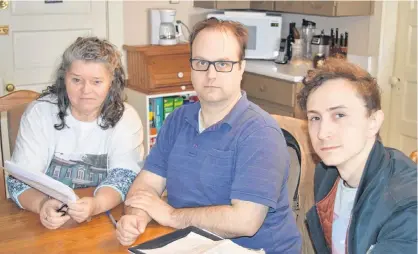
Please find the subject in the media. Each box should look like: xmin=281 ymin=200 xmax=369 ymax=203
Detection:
xmin=189 ymin=17 xmax=248 ymax=61
xmin=297 ymin=57 xmax=381 ymax=117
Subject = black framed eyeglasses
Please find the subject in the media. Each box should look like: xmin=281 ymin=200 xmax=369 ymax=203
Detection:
xmin=189 ymin=58 xmax=240 ymax=73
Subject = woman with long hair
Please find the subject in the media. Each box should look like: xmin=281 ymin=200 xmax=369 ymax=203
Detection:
xmin=8 ymin=37 xmax=144 ymax=229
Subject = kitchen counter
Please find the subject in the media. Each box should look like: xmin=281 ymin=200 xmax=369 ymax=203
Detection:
xmin=244 ymin=60 xmax=312 ymax=83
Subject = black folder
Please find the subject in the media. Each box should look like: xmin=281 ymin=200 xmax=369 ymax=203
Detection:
xmin=128 ymin=226 xmax=223 ymax=254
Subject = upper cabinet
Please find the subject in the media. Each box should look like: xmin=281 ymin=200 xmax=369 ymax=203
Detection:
xmin=301 ymin=1 xmax=335 ymax=16
xmin=194 ymin=1 xmax=374 ymax=16
xmin=250 ymin=1 xmax=275 ymax=11
xmin=193 ymin=1 xmax=250 ymax=10
xmin=301 ymin=1 xmax=373 ymax=16
xmin=274 ymin=1 xmax=304 ymax=13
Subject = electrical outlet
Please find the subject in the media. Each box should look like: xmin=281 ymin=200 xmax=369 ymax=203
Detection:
xmin=169 ymin=0 xmax=179 ymax=4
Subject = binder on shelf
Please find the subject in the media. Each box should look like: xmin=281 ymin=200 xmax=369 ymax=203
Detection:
xmin=174 ymin=96 xmax=184 ymax=109
xmin=153 ymin=97 xmax=163 ymax=132
xmin=149 ymin=101 xmax=157 ymax=136
xmin=163 ymin=97 xmax=174 ymax=120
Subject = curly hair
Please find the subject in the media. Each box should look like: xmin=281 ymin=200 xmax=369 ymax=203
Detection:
xmin=38 ymin=36 xmax=126 ymax=130
xmin=297 ymin=57 xmax=381 ymax=117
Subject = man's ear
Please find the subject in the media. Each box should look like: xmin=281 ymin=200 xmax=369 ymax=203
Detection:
xmin=368 ymin=109 xmax=384 ymax=138
xmin=239 ymin=60 xmax=246 ymax=74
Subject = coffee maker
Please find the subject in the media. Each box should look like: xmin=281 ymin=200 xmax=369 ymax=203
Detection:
xmin=150 ymin=9 xmax=183 ymax=45
xmin=311 ymin=30 xmax=331 ymax=58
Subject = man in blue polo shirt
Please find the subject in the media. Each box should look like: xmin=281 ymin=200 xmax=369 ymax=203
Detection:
xmin=116 ymin=18 xmax=301 ymax=253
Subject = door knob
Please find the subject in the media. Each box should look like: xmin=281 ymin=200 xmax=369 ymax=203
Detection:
xmin=5 ymin=83 xmax=15 ymax=92
xmin=0 ymin=0 xmax=9 ymax=10
xmin=390 ymin=76 xmax=400 ymax=88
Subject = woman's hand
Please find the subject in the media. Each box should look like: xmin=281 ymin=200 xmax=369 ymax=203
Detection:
xmin=39 ymin=199 xmax=71 ymax=230
xmin=67 ymin=197 xmax=97 ymax=223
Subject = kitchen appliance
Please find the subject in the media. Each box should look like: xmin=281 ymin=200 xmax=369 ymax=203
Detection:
xmin=150 ymin=9 xmax=183 ymax=45
xmin=311 ymin=31 xmax=331 ymax=58
xmin=274 ymin=38 xmax=288 ymax=64
xmin=301 ymin=19 xmax=316 ymax=59
xmin=207 ymin=11 xmax=282 ymax=60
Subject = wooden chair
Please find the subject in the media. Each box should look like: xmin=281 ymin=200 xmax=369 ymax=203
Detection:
xmin=272 ymin=114 xmax=318 ymax=254
xmin=0 ymin=90 xmax=40 ymax=200
xmin=410 ymin=150 xmax=417 ymax=163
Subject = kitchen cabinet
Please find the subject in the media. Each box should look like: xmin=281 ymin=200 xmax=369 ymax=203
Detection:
xmin=123 ymin=44 xmax=193 ymax=94
xmin=302 ymin=1 xmax=373 ymax=16
xmin=195 ymin=0 xmax=373 ymax=16
xmin=274 ymin=1 xmax=304 ymax=13
xmin=241 ymin=72 xmax=305 ymax=119
xmin=193 ymin=1 xmax=250 ymax=10
xmin=250 ymin=1 xmax=274 ymax=11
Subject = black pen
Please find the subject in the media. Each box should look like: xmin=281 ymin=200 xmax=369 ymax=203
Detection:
xmin=56 ymin=204 xmax=68 ymax=217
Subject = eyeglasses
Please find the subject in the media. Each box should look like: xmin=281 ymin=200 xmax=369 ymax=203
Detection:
xmin=189 ymin=59 xmax=240 ymax=72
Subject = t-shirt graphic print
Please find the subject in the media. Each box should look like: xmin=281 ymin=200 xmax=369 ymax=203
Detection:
xmin=45 ymin=153 xmax=108 ymax=189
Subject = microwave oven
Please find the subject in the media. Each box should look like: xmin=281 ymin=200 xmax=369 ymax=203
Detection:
xmin=207 ymin=11 xmax=282 ymax=60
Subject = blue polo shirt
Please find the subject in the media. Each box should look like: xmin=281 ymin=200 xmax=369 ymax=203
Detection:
xmin=144 ymin=92 xmax=301 ymax=253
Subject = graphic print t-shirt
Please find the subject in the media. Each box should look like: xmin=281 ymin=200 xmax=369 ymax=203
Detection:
xmin=44 ymin=118 xmax=111 ymax=189
xmin=8 ymin=96 xmax=144 ymax=206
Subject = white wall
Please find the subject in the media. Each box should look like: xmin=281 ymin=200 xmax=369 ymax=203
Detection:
xmin=123 ymin=1 xmax=211 ymax=45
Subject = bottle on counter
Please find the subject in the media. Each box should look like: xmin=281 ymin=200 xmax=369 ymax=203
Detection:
xmin=286 ymin=22 xmax=296 ymax=61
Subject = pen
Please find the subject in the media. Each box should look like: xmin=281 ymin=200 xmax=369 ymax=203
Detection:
xmin=106 ymin=211 xmax=117 ymax=228
xmin=56 ymin=204 xmax=68 ymax=217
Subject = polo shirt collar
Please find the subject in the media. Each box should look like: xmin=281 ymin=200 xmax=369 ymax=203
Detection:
xmin=184 ymin=91 xmax=250 ymax=132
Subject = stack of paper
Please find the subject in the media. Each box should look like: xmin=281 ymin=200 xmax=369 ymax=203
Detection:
xmin=4 ymin=160 xmax=78 ymax=203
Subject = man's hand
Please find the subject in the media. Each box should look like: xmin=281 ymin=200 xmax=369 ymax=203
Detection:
xmin=67 ymin=197 xmax=97 ymax=223
xmin=116 ymin=214 xmax=151 ymax=246
xmin=125 ymin=190 xmax=175 ymax=227
xmin=39 ymin=199 xmax=71 ymax=230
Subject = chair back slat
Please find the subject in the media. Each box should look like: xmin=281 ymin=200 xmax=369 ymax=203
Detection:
xmin=410 ymin=151 xmax=417 ymax=163
xmin=0 ymin=90 xmax=39 ymax=200
xmin=272 ymin=114 xmax=318 ymax=254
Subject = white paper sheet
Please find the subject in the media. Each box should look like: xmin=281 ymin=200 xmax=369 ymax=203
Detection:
xmin=135 ymin=232 xmax=265 ymax=254
xmin=4 ymin=160 xmax=78 ymax=203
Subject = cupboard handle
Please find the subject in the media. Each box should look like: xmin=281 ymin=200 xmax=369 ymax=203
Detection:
xmin=259 ymin=85 xmax=266 ymax=92
xmin=177 ymin=72 xmax=184 ymax=78
xmin=181 ymin=85 xmax=186 ymax=91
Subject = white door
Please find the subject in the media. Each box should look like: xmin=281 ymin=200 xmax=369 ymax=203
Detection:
xmin=0 ymin=0 xmax=108 ymax=95
xmin=388 ymin=1 xmax=417 ymax=156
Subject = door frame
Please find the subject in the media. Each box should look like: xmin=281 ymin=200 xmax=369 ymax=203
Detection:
xmin=374 ymin=1 xmax=399 ymax=144
xmin=107 ymin=1 xmax=125 ymax=70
